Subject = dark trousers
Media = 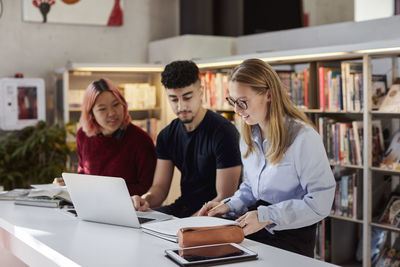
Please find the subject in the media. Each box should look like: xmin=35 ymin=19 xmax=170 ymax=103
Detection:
xmin=247 ymin=200 xmax=316 ymax=258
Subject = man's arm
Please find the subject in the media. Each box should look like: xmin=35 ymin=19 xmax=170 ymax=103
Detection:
xmin=141 ymin=159 xmax=175 ymax=208
xmin=192 ymin=165 xmax=241 ymax=215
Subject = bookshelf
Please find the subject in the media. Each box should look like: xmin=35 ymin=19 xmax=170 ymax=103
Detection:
xmin=194 ymin=40 xmax=400 ymax=267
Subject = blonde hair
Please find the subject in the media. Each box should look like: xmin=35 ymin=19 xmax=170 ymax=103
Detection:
xmin=229 ymin=59 xmax=313 ymax=164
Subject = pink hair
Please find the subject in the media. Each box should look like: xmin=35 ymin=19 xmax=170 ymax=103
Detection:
xmin=79 ymin=78 xmax=131 ymax=136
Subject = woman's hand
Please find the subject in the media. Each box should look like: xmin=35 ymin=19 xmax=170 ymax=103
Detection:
xmin=236 ymin=211 xmax=271 ymax=235
xmin=53 ymin=177 xmax=65 ymax=186
xmin=198 ymin=201 xmax=230 ymax=217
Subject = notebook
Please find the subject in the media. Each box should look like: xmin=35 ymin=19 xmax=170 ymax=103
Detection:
xmin=62 ymin=172 xmax=172 ymax=228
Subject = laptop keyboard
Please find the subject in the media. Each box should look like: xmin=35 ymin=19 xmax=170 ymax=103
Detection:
xmin=138 ymin=217 xmax=155 ymax=224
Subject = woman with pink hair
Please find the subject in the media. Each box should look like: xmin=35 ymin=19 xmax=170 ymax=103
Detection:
xmin=55 ymin=78 xmax=156 ymax=196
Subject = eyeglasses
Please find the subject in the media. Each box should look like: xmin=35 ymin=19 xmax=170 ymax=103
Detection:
xmin=225 ymin=96 xmax=248 ymax=110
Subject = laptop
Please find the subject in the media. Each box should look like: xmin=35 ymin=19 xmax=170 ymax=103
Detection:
xmin=62 ymin=173 xmax=172 ymax=228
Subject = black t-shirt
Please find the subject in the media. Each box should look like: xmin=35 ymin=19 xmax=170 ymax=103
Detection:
xmin=156 ymin=110 xmax=242 ymax=214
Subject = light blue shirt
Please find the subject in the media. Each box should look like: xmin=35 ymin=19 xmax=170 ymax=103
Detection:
xmin=227 ymin=121 xmax=336 ymax=232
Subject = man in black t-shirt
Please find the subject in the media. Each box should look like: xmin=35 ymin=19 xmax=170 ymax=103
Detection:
xmin=132 ymin=60 xmax=242 ymax=218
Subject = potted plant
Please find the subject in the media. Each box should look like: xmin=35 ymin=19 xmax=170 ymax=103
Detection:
xmin=0 ymin=121 xmax=75 ymax=190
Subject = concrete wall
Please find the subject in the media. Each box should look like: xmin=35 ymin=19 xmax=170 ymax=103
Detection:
xmin=0 ymin=0 xmax=179 ymax=121
xmin=303 ymin=0 xmax=353 ymax=26
xmin=149 ymin=35 xmax=236 ymax=64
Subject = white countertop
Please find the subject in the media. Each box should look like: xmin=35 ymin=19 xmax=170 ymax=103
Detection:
xmin=0 ymin=201 xmax=338 ymax=267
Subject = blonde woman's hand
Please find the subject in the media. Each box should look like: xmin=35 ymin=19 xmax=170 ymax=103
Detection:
xmin=236 ymin=211 xmax=271 ymax=235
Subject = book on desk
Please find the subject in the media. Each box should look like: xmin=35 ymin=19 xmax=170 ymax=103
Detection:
xmin=14 ymin=184 xmax=72 ymax=208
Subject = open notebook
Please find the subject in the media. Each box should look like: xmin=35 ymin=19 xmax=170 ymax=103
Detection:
xmin=141 ymin=216 xmax=239 ymax=242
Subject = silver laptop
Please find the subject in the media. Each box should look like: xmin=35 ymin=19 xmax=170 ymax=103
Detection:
xmin=62 ymin=172 xmax=172 ymax=228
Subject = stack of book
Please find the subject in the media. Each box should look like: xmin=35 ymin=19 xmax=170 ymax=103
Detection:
xmin=14 ymin=184 xmax=72 ymax=208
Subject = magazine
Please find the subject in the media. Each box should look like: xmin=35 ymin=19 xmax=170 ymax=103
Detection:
xmin=379 ymin=84 xmax=400 ymax=112
xmin=371 ymin=74 xmax=387 ymax=110
xmin=380 ymin=131 xmax=400 ymax=171
xmin=378 ymin=195 xmax=400 ymax=227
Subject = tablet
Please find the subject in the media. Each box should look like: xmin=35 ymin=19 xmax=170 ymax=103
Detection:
xmin=165 ymin=243 xmax=258 ymax=266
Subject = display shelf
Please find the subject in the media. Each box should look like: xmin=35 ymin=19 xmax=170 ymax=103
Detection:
xmin=370 ymin=111 xmax=400 ymax=118
xmin=329 ymin=214 xmax=363 ymax=224
xmin=330 ymin=163 xmax=363 ymax=169
xmin=370 ymin=167 xmax=400 ymax=175
xmin=370 ymin=222 xmax=400 ymax=233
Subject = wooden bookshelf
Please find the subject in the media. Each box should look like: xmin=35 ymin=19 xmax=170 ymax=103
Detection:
xmin=53 ymin=64 xmax=167 ymax=170
xmin=54 ymin=64 xmax=166 ymax=129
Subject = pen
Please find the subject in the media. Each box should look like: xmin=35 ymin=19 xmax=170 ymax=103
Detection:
xmin=208 ymin=199 xmax=230 ymax=214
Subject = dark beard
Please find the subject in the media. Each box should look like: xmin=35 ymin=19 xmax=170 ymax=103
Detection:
xmin=180 ymin=117 xmax=194 ymax=124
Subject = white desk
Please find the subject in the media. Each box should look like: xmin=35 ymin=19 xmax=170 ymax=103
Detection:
xmin=0 ymin=202 xmax=338 ymax=267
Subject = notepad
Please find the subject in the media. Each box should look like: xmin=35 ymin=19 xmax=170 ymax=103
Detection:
xmin=141 ymin=216 xmax=239 ymax=242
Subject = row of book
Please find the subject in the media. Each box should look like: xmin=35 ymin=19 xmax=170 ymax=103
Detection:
xmin=122 ymin=83 xmax=157 ymax=109
xmin=315 ymin=219 xmax=330 ymax=262
xmin=331 ymin=172 xmax=362 ymax=220
xmin=277 ymin=70 xmax=309 ymax=108
xmin=318 ymin=118 xmax=385 ymax=166
xmin=318 ymin=62 xmax=364 ymax=112
xmin=200 ymin=71 xmax=231 ymax=110
xmin=200 ymin=70 xmax=311 ymax=110
xmin=198 ymin=65 xmax=396 ymax=114
xmin=68 ymin=82 xmax=157 ymax=109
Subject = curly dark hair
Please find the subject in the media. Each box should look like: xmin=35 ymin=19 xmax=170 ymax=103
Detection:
xmin=161 ymin=60 xmax=199 ymax=89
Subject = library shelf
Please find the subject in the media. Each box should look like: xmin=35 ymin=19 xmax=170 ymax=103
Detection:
xmin=370 ymin=167 xmax=400 ymax=175
xmin=303 ymin=109 xmax=364 ymax=115
xmin=213 ymin=108 xmax=235 ymax=113
xmin=330 ymin=163 xmax=364 ymax=169
xmin=370 ymin=222 xmax=400 ymax=233
xmin=329 ymin=214 xmax=363 ymax=224
xmin=370 ymin=111 xmax=400 ymax=118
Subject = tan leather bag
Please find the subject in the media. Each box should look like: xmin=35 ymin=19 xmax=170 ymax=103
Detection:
xmin=177 ymin=224 xmax=244 ymax=248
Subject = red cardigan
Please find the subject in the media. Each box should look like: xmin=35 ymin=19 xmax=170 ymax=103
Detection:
xmin=76 ymin=123 xmax=156 ymax=196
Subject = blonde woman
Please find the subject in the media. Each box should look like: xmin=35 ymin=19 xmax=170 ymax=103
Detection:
xmin=199 ymin=59 xmax=336 ymax=257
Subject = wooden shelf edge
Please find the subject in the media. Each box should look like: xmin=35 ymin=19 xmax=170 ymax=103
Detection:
xmin=69 ymin=107 xmax=161 ymax=112
xmin=302 ymin=109 xmax=363 ymax=114
xmin=330 ymin=163 xmax=363 ymax=169
xmin=370 ymin=167 xmax=400 ymax=175
xmin=328 ymin=214 xmax=363 ymax=224
xmin=370 ymin=222 xmax=400 ymax=232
